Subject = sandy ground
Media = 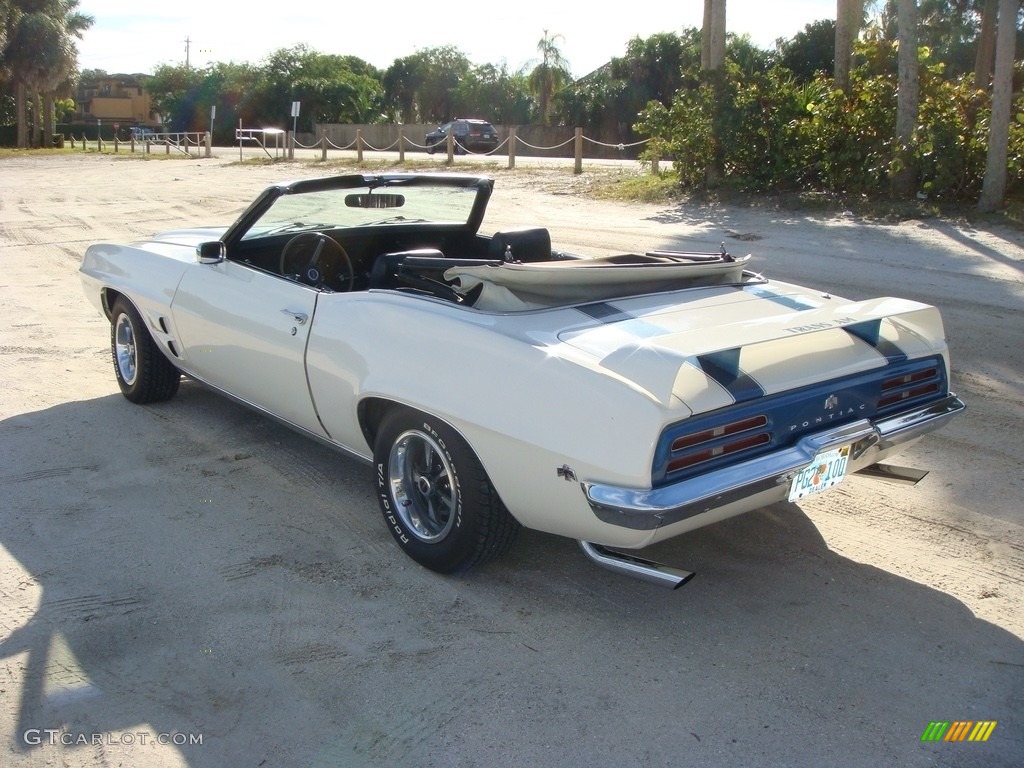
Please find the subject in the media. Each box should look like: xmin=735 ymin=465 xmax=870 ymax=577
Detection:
xmin=1 ymin=153 xmax=1022 ymax=767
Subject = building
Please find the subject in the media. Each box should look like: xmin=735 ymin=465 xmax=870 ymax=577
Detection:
xmin=74 ymin=74 xmax=160 ymax=126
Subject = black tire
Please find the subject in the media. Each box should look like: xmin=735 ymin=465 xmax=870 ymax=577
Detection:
xmin=110 ymin=297 xmax=180 ymax=404
xmin=374 ymin=408 xmax=519 ymax=573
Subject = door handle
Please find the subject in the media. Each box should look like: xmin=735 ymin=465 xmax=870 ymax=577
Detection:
xmin=281 ymin=310 xmax=308 ymax=325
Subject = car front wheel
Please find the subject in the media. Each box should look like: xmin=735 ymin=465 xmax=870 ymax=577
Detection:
xmin=374 ymin=408 xmax=519 ymax=573
xmin=110 ymin=297 xmax=180 ymax=403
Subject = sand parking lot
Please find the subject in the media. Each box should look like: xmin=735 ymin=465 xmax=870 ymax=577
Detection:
xmin=1 ymin=153 xmax=1022 ymax=767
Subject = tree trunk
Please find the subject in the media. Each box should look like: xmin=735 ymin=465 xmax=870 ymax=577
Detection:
xmin=16 ymin=83 xmax=28 ymax=149
xmin=973 ymin=0 xmax=998 ymax=90
xmin=834 ymin=0 xmax=863 ymax=93
xmin=978 ymin=0 xmax=1018 ymax=212
xmin=701 ymin=0 xmax=727 ymax=187
xmin=44 ymin=93 xmax=56 ymax=147
xmin=30 ymin=91 xmax=42 ymax=149
xmin=707 ymin=0 xmax=727 ymax=71
xmin=701 ymin=0 xmax=713 ymax=70
xmin=891 ymin=0 xmax=919 ymax=199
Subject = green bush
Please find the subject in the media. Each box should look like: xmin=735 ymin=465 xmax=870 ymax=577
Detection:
xmin=636 ymin=40 xmax=1024 ymax=203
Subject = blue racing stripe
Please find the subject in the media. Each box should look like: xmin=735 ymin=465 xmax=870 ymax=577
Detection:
xmin=576 ymin=303 xmax=666 ymax=339
xmin=844 ymin=319 xmax=908 ymax=363
xmin=577 ymin=302 xmax=630 ymax=323
xmin=745 ymin=285 xmax=821 ymax=311
xmin=697 ymin=353 xmax=766 ymax=403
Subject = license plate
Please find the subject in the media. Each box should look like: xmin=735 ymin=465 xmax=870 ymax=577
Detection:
xmin=788 ymin=445 xmax=850 ymax=501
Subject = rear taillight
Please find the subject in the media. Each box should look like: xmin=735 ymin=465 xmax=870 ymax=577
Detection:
xmin=667 ymin=415 xmax=771 ymax=473
xmin=878 ymin=366 xmax=940 ymax=409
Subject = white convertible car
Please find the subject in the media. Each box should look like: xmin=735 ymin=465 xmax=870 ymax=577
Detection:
xmin=80 ymin=173 xmax=965 ymax=587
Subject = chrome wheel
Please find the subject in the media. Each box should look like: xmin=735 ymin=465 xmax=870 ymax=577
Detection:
xmin=114 ymin=313 xmax=138 ymax=385
xmin=109 ymin=298 xmax=180 ymax=404
xmin=374 ymin=408 xmax=520 ymax=573
xmin=387 ymin=428 xmax=457 ymax=543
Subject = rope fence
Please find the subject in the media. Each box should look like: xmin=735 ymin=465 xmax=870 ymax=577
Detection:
xmin=68 ymin=131 xmax=212 ymax=158
xmin=58 ymin=125 xmax=658 ymax=173
xmin=272 ymin=126 xmax=658 ymax=174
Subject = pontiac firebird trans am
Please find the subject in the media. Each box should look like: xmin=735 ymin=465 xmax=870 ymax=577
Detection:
xmin=80 ymin=173 xmax=965 ymax=588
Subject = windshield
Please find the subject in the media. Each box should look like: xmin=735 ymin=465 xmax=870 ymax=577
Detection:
xmin=240 ymin=182 xmax=482 ymax=241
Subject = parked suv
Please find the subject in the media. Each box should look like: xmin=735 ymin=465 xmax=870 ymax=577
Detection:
xmin=425 ymin=119 xmax=498 ymax=154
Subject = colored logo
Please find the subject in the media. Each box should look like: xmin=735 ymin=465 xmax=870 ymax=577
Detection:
xmin=921 ymin=721 xmax=997 ymax=742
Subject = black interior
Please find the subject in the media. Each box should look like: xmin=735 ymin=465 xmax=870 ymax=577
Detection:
xmin=229 ymin=226 xmax=562 ymax=302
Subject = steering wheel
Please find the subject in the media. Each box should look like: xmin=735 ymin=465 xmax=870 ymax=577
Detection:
xmin=279 ymin=232 xmax=354 ymax=292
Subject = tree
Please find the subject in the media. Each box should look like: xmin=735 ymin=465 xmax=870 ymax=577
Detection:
xmin=701 ymin=0 xmax=727 ymax=185
xmin=528 ymin=30 xmax=571 ymax=125
xmin=891 ymin=0 xmax=920 ymax=198
xmin=702 ymin=0 xmax=727 ymax=70
xmin=835 ymin=0 xmax=865 ymax=91
xmin=974 ymin=0 xmax=999 ymax=87
xmin=611 ymin=32 xmax=691 ymax=108
xmin=145 ymin=63 xmax=205 ymax=131
xmin=1 ymin=0 xmax=92 ymax=147
xmin=382 ymin=55 xmax=420 ymax=122
xmin=978 ymin=0 xmax=1019 ymax=210
xmin=454 ymin=63 xmax=532 ymax=124
xmin=778 ymin=19 xmax=837 ymax=81
xmin=383 ymin=46 xmax=470 ymax=123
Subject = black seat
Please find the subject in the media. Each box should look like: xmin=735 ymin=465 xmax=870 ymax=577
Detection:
xmin=488 ymin=227 xmax=552 ymax=263
xmin=367 ymin=249 xmax=445 ymax=289
xmin=367 ymin=249 xmax=501 ymax=304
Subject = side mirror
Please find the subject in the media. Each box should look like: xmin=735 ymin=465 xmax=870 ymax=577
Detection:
xmin=196 ymin=241 xmax=225 ymax=264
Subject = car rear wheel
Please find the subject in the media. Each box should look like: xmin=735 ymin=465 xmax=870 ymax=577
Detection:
xmin=110 ymin=297 xmax=180 ymax=403
xmin=374 ymin=407 xmax=519 ymax=573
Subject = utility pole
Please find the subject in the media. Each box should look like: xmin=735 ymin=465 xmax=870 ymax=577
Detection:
xmin=184 ymin=36 xmax=191 ymax=68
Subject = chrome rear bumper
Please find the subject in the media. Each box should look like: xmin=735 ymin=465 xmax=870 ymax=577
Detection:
xmin=583 ymin=394 xmax=965 ymax=532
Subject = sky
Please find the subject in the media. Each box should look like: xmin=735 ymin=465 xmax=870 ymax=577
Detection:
xmin=76 ymin=1 xmax=840 ymax=78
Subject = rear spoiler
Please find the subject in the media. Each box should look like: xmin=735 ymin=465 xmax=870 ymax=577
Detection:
xmin=646 ymin=295 xmax=946 ymax=364
xmin=591 ymin=296 xmax=949 ymax=408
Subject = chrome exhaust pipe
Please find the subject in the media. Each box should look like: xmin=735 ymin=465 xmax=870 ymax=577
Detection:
xmin=578 ymin=541 xmax=695 ymax=589
xmin=856 ymin=463 xmax=929 ymax=486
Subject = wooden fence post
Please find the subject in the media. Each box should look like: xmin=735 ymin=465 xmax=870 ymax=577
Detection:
xmin=398 ymin=127 xmax=405 ymax=162
xmin=508 ymin=126 xmax=516 ymax=170
xmin=574 ymin=127 xmax=583 ymax=174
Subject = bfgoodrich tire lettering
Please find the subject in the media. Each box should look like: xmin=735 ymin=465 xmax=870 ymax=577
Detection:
xmin=110 ymin=298 xmax=180 ymax=404
xmin=374 ymin=408 xmax=519 ymax=573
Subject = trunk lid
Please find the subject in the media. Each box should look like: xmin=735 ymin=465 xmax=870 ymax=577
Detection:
xmin=556 ymin=282 xmax=948 ymax=415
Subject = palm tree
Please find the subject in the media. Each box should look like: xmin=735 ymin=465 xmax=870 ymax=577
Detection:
xmin=528 ymin=30 xmax=570 ymax=125
xmin=701 ymin=0 xmax=726 ymax=71
xmin=891 ymin=0 xmax=919 ymax=199
xmin=978 ymin=0 xmax=1018 ymax=211
xmin=834 ymin=0 xmax=864 ymax=92
xmin=2 ymin=0 xmax=92 ymax=148
xmin=973 ymin=0 xmax=998 ymax=89
xmin=43 ymin=2 xmax=92 ymax=141
xmin=701 ymin=0 xmax=727 ymax=186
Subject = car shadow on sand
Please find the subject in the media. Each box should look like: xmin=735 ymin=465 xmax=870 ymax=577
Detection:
xmin=1 ymin=388 xmax=1021 ymax=767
